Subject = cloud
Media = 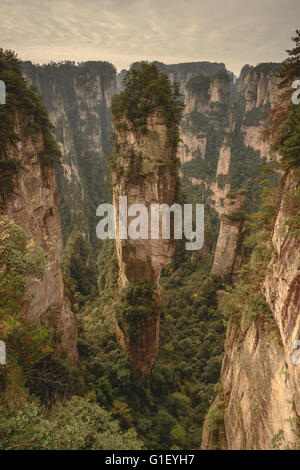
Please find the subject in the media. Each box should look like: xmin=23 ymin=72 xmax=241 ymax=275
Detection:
xmin=0 ymin=0 xmax=299 ymax=75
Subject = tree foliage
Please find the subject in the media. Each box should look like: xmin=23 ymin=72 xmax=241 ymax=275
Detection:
xmin=279 ymin=29 xmax=300 ymax=88
xmin=62 ymin=231 xmax=98 ymax=309
xmin=111 ymin=62 xmax=184 ymax=150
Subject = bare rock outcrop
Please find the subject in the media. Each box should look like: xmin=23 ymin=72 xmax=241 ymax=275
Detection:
xmin=179 ymin=63 xmax=282 ymax=224
xmin=202 ymin=169 xmax=300 ymax=450
xmin=23 ymin=61 xmax=117 ymax=243
xmin=211 ymin=190 xmax=246 ymax=278
xmin=2 ymin=111 xmax=78 ymax=362
xmin=262 ymin=169 xmax=300 ymax=416
xmin=111 ymin=111 xmax=177 ymax=376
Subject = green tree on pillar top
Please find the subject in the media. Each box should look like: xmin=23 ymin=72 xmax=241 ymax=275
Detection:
xmin=111 ymin=62 xmax=184 ymax=151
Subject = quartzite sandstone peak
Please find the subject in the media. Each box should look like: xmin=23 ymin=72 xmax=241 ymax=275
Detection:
xmin=1 ymin=109 xmax=78 ymax=362
xmin=111 ymin=110 xmax=178 ymax=376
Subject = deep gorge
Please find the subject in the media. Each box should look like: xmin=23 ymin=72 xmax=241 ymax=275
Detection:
xmin=0 ymin=43 xmax=299 ymax=450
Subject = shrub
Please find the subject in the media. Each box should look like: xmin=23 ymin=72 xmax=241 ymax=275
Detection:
xmin=0 ymin=396 xmax=143 ymax=450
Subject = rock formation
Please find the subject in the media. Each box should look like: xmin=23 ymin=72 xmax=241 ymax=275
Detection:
xmin=22 ymin=60 xmax=283 ymax=249
xmin=23 ymin=60 xmax=226 ymax=246
xmin=211 ymin=190 xmax=246 ymax=278
xmin=23 ymin=61 xmax=117 ymax=244
xmin=1 ymin=101 xmax=77 ymax=362
xmin=111 ymin=110 xmax=178 ymax=376
xmin=179 ymin=63 xmax=282 ymax=220
xmin=127 ymin=61 xmax=226 ymax=94
xmin=202 ymin=169 xmax=300 ymax=450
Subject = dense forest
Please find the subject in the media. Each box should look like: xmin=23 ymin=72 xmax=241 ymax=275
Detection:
xmin=0 ymin=28 xmax=299 ymax=450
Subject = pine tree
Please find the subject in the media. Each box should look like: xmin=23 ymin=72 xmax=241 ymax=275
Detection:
xmin=279 ymin=29 xmax=300 ymax=88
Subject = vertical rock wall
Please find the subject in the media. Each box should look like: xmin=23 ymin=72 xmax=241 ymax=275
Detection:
xmin=23 ymin=61 xmax=117 ymax=244
xmin=111 ymin=111 xmax=178 ymax=375
xmin=211 ymin=190 xmax=246 ymax=278
xmin=2 ymin=111 xmax=78 ymax=362
xmin=202 ymin=169 xmax=300 ymax=450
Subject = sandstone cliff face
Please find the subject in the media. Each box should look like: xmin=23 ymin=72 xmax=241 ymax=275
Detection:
xmin=22 ymin=61 xmax=282 ymax=247
xmin=126 ymin=61 xmax=226 ymax=95
xmin=211 ymin=190 xmax=246 ymax=278
xmin=237 ymin=64 xmax=282 ymax=112
xmin=111 ymin=111 xmax=177 ymax=376
xmin=238 ymin=64 xmax=282 ymax=161
xmin=178 ymin=70 xmax=232 ymax=224
xmin=23 ymin=61 xmax=117 ymax=244
xmin=262 ymin=169 xmax=300 ymax=419
xmin=179 ymin=63 xmax=281 ymax=220
xmin=210 ymin=140 xmax=231 ymax=215
xmin=202 ymin=170 xmax=300 ymax=450
xmin=23 ymin=60 xmax=226 ymax=247
xmin=2 ymin=111 xmax=78 ymax=362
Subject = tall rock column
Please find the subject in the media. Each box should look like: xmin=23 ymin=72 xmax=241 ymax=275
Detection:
xmin=3 ymin=120 xmax=78 ymax=362
xmin=23 ymin=60 xmax=117 ymax=245
xmin=202 ymin=169 xmax=300 ymax=450
xmin=111 ymin=112 xmax=177 ymax=376
xmin=0 ymin=53 xmax=77 ymax=362
xmin=211 ymin=189 xmax=246 ymax=278
xmin=109 ymin=64 xmax=183 ymax=376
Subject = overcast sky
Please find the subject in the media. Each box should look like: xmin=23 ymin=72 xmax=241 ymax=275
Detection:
xmin=0 ymin=0 xmax=299 ymax=75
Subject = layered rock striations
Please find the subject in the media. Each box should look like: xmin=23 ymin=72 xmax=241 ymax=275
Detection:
xmin=262 ymin=169 xmax=300 ymax=421
xmin=111 ymin=112 xmax=178 ymax=376
xmin=22 ymin=60 xmax=232 ymax=248
xmin=0 ymin=73 xmax=77 ymax=362
xmin=23 ymin=61 xmax=117 ymax=244
xmin=110 ymin=65 xmax=182 ymax=376
xmin=22 ymin=60 xmax=283 ymax=247
xmin=211 ymin=190 xmax=246 ymax=278
xmin=179 ymin=63 xmax=282 ymax=220
xmin=202 ymin=169 xmax=300 ymax=449
xmin=112 ymin=111 xmax=177 ymax=286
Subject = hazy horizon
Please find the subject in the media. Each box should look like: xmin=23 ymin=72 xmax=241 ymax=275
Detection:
xmin=0 ymin=0 xmax=299 ymax=76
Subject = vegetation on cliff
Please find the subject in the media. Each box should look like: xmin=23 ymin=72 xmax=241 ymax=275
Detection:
xmin=77 ymin=241 xmax=225 ymax=449
xmin=181 ymin=61 xmax=284 ymax=217
xmin=2 ymin=31 xmax=299 ymax=450
xmin=186 ymin=75 xmax=211 ymax=99
xmin=0 ymin=54 xmax=141 ymax=450
xmin=109 ymin=62 xmax=186 ymax=367
xmin=279 ymin=29 xmax=300 ymax=88
xmin=0 ymin=50 xmax=61 ymax=204
xmin=186 ymin=70 xmax=230 ymax=99
xmin=115 ymin=280 xmax=156 ymax=341
xmin=202 ymin=34 xmax=300 ymax=449
xmin=0 ymin=217 xmax=142 ymax=450
xmin=130 ymin=60 xmax=226 ymax=80
xmin=23 ymin=59 xmax=117 ymax=246
xmin=111 ymin=62 xmax=184 ymax=149
xmin=0 ymin=216 xmax=45 ymax=316
xmin=218 ymin=157 xmax=284 ymax=332
xmin=262 ymin=30 xmax=300 ymax=171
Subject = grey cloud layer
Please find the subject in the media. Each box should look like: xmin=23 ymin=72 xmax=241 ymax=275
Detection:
xmin=0 ymin=0 xmax=299 ymax=74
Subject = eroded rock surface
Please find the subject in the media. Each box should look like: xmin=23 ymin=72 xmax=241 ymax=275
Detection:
xmin=2 ymin=112 xmax=78 ymax=362
xmin=111 ymin=111 xmax=177 ymax=375
xmin=211 ymin=190 xmax=246 ymax=278
xmin=203 ymin=170 xmax=300 ymax=450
